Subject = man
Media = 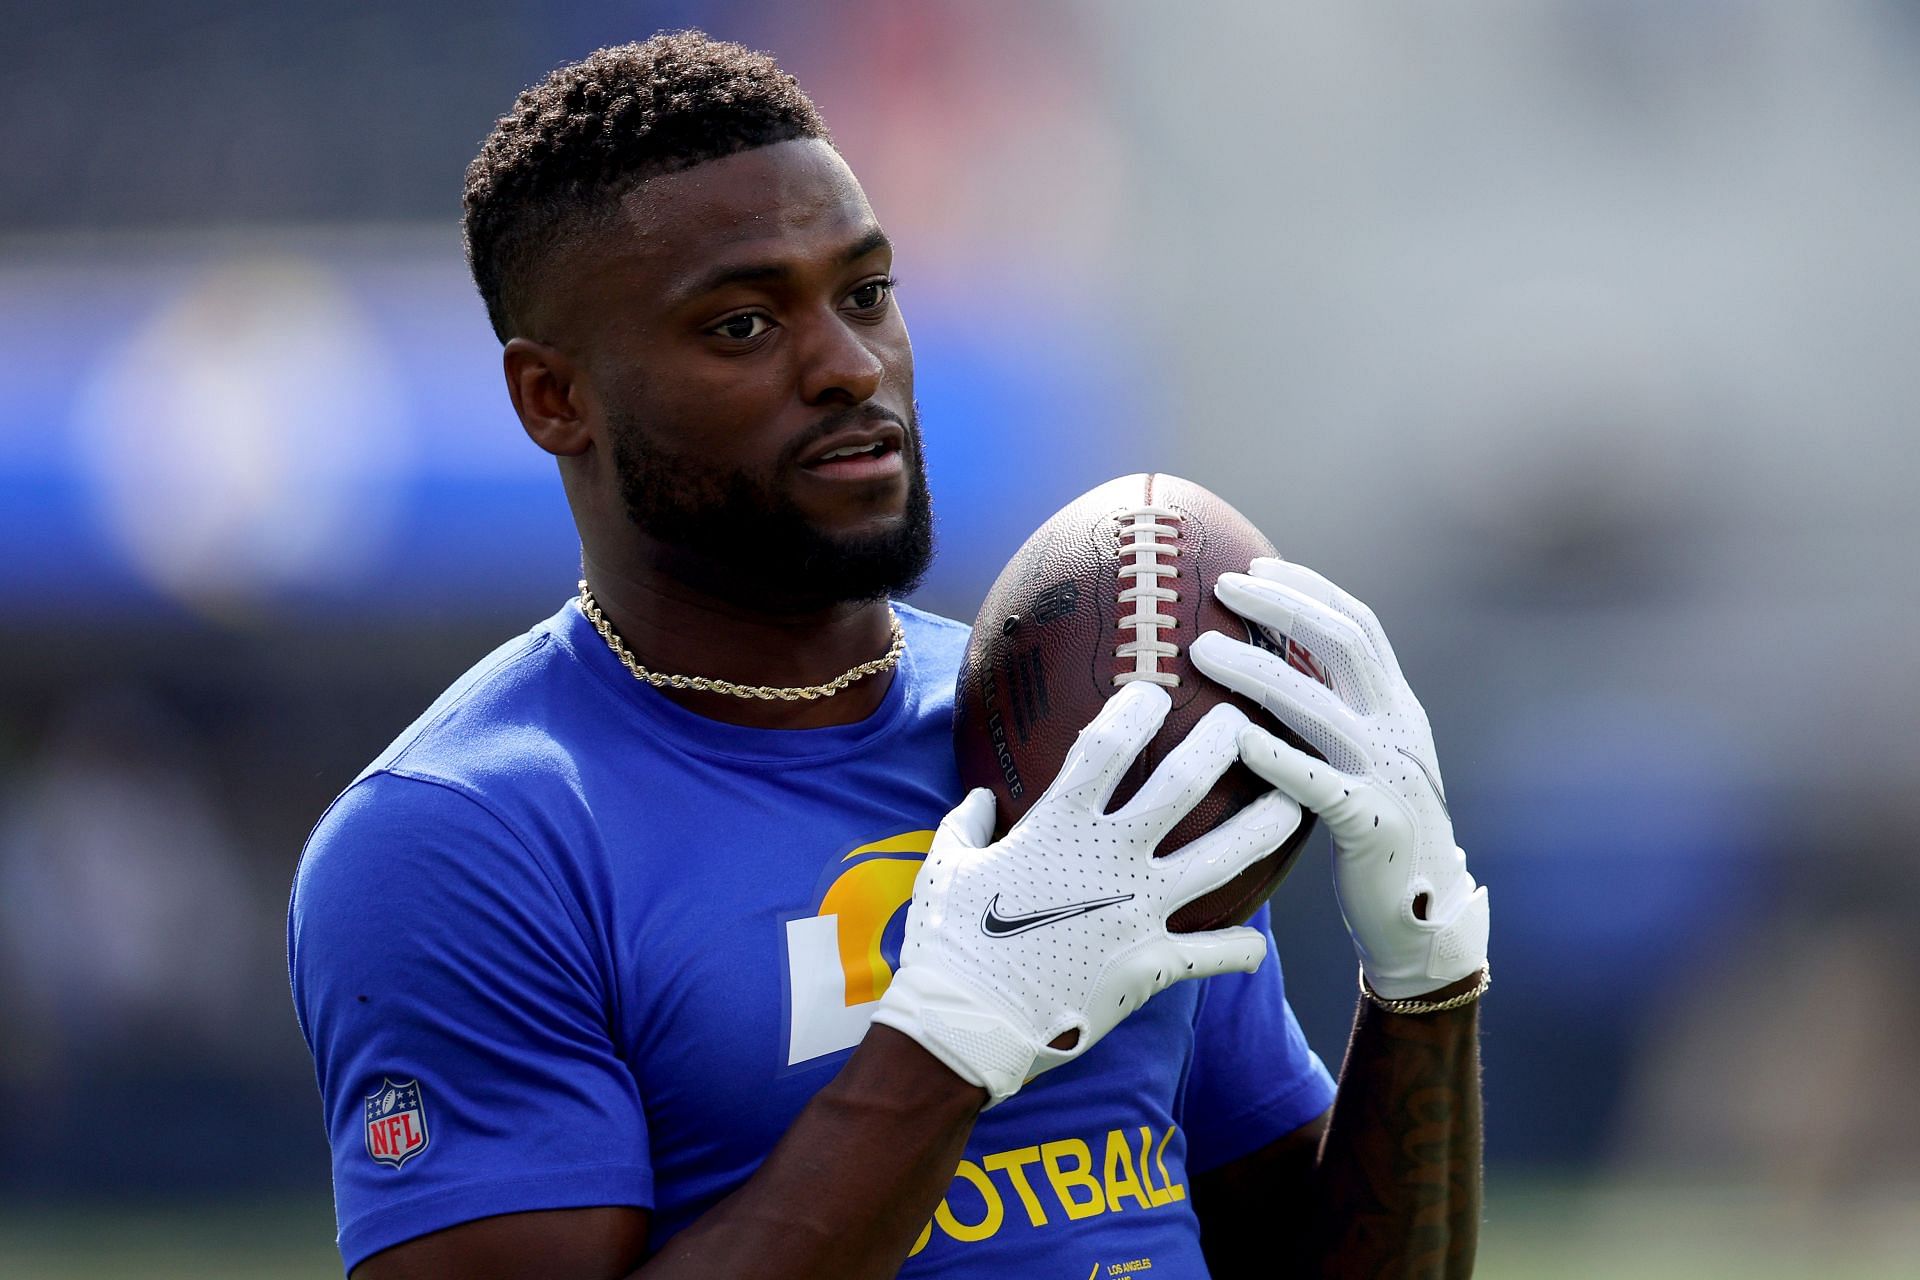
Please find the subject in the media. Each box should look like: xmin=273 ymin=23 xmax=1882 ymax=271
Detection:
xmin=289 ymin=32 xmax=1490 ymax=1279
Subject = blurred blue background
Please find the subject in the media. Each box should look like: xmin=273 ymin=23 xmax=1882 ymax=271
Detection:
xmin=3 ymin=1 xmax=1917 ymax=1275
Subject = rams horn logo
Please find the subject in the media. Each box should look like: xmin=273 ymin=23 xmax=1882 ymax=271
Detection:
xmin=784 ymin=830 xmax=933 ymax=1066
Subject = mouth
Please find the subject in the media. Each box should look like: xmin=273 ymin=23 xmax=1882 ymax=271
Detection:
xmin=798 ymin=421 xmax=908 ymax=482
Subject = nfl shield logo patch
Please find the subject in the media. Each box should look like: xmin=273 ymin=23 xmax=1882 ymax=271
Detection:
xmin=364 ymin=1078 xmax=430 ymax=1169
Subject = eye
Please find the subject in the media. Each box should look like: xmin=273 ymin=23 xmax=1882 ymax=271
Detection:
xmin=709 ymin=311 xmax=774 ymax=342
xmin=844 ymin=276 xmax=898 ymax=314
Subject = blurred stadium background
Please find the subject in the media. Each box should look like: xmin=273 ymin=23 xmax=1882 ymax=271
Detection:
xmin=3 ymin=1 xmax=1918 ymax=1275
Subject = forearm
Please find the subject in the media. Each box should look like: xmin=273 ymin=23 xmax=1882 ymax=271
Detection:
xmin=637 ymin=1025 xmax=983 ymax=1280
xmin=1195 ymin=560 xmax=1489 ymax=1277
xmin=1305 ymin=980 xmax=1482 ymax=1279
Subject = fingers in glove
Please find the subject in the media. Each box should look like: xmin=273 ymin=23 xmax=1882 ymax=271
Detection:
xmin=1159 ymin=788 xmax=1303 ymax=914
xmin=1046 ymin=680 xmax=1172 ymax=813
xmin=1237 ymin=723 xmax=1355 ymax=815
xmin=1189 ymin=630 xmax=1369 ymax=775
xmin=1167 ymin=925 xmax=1268 ymax=980
xmin=1247 ymin=557 xmax=1405 ymax=685
xmin=1215 ymin=572 xmax=1385 ymax=712
xmin=1110 ymin=703 xmax=1249 ymax=839
xmin=937 ymin=788 xmax=999 ymax=850
xmin=1236 ymin=556 xmax=1344 ymax=606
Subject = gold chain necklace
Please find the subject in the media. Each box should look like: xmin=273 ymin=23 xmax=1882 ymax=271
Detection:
xmin=576 ymin=580 xmax=905 ymax=702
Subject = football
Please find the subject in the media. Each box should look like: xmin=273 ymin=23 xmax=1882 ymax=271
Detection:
xmin=953 ymin=473 xmax=1326 ymax=933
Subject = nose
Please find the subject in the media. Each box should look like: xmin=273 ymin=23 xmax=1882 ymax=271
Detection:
xmin=795 ymin=308 xmax=885 ymax=407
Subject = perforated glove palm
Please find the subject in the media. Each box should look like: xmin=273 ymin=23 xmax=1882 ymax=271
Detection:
xmin=1190 ymin=558 xmax=1490 ymax=1001
xmin=872 ymin=681 xmax=1302 ymax=1105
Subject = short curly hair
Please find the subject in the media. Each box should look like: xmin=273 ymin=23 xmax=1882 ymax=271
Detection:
xmin=463 ymin=32 xmax=832 ymax=343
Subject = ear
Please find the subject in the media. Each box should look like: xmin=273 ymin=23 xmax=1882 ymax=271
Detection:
xmin=503 ymin=337 xmax=593 ymax=457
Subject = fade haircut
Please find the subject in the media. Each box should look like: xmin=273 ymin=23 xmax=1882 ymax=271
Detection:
xmin=462 ymin=32 xmax=832 ymax=343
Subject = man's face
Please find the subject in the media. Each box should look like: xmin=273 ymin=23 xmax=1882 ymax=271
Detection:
xmin=561 ymin=138 xmax=930 ymax=611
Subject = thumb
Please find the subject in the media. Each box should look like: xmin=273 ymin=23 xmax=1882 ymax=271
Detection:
xmin=1169 ymin=925 xmax=1268 ymax=981
xmin=937 ymin=788 xmax=999 ymax=850
xmin=1238 ymin=724 xmax=1351 ymax=814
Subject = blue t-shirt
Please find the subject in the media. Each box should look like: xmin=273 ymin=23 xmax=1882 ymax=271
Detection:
xmin=289 ymin=600 xmax=1334 ymax=1275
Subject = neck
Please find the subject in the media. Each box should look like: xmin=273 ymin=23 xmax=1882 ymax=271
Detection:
xmin=579 ymin=551 xmax=901 ymax=729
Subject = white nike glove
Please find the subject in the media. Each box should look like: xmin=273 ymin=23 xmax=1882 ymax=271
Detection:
xmin=1189 ymin=558 xmax=1490 ymax=1001
xmin=873 ymin=681 xmax=1302 ymax=1105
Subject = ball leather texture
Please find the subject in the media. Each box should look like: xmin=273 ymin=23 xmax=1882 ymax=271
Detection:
xmin=953 ymin=473 xmax=1322 ymax=933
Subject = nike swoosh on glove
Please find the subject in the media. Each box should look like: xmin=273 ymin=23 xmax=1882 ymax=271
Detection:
xmin=872 ymin=681 xmax=1302 ymax=1105
xmin=1190 ymin=557 xmax=1489 ymax=1001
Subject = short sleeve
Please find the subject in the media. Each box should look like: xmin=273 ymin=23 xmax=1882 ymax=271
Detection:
xmin=1178 ymin=905 xmax=1337 ymax=1175
xmin=289 ymin=772 xmax=652 ymax=1272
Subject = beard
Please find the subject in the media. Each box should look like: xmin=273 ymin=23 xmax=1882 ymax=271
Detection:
xmin=609 ymin=403 xmax=936 ymax=614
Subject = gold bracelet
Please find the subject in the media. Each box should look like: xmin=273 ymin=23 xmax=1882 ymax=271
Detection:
xmin=1360 ymin=964 xmax=1490 ymax=1015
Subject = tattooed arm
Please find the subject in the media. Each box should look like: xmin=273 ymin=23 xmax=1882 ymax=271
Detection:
xmin=1192 ymin=976 xmax=1483 ymax=1278
xmin=1189 ymin=560 xmax=1493 ymax=1277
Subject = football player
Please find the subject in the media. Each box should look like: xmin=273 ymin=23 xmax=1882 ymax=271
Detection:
xmin=289 ymin=32 xmax=1490 ymax=1279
